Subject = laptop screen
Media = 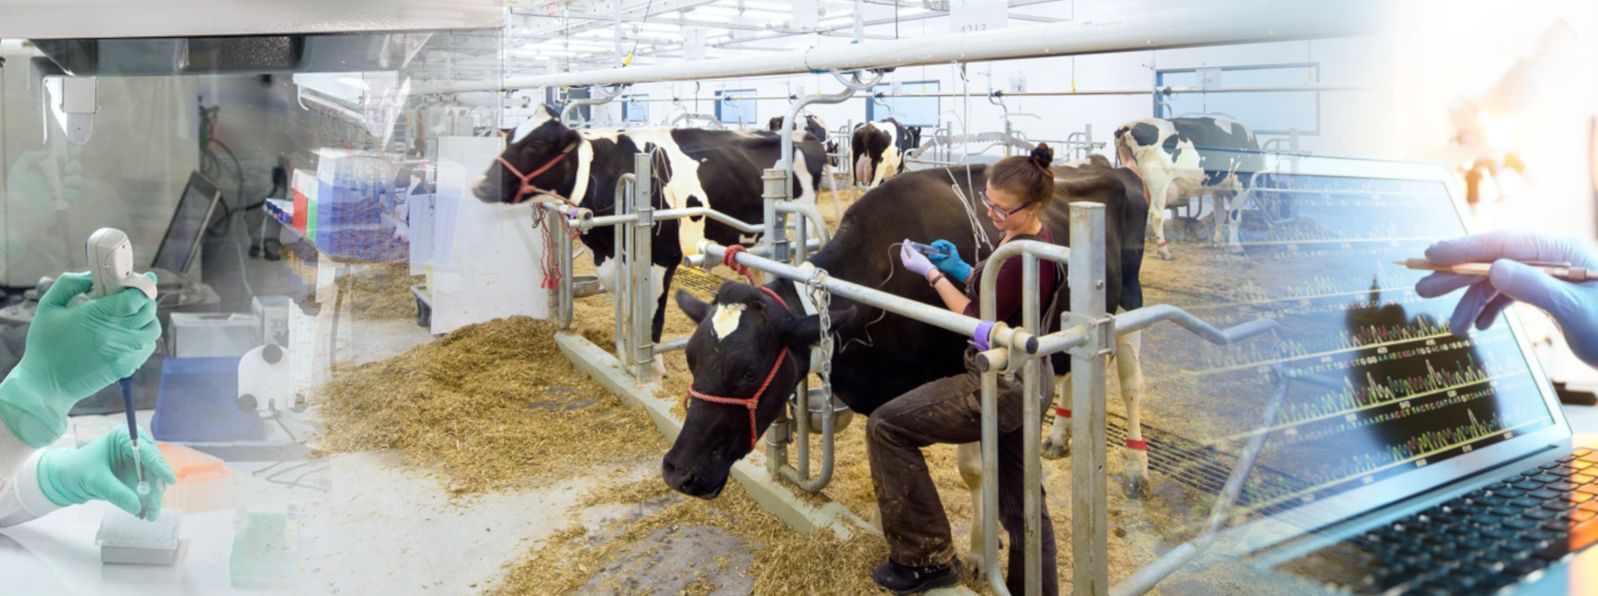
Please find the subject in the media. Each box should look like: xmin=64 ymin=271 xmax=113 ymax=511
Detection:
xmin=150 ymin=172 xmax=221 ymax=275
xmin=1145 ymin=155 xmax=1562 ymax=520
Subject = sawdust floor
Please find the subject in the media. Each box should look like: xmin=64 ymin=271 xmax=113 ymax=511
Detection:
xmin=548 ymin=190 xmax=1288 ymax=593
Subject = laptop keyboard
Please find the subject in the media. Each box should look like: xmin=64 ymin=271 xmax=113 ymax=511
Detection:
xmin=1279 ymin=448 xmax=1598 ymax=594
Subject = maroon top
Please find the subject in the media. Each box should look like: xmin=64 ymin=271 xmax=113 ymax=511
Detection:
xmin=961 ymin=226 xmax=1060 ymax=327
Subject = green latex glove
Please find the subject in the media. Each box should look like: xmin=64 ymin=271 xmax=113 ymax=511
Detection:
xmin=0 ymin=272 xmax=160 ymax=447
xmin=38 ymin=425 xmax=175 ymax=520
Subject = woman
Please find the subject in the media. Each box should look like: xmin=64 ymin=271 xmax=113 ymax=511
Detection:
xmin=0 ymin=272 xmax=172 ymax=526
xmin=870 ymin=144 xmax=1061 ymax=594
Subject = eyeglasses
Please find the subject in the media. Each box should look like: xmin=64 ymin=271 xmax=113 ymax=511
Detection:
xmin=981 ymin=190 xmax=1030 ymax=222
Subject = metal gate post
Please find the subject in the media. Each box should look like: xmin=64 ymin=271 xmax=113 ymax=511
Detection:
xmin=762 ymin=167 xmax=789 ymax=267
xmin=614 ymin=174 xmax=633 ymax=365
xmin=1021 ymin=253 xmax=1043 ymax=595
xmin=631 ymin=153 xmax=655 ymax=383
xmin=554 ymin=206 xmax=575 ymax=330
xmin=1068 ymin=202 xmax=1111 ymax=596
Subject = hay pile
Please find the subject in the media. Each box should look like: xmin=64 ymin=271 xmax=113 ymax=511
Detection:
xmin=313 ymin=316 xmax=664 ymax=496
xmin=343 ymin=262 xmax=423 ymax=320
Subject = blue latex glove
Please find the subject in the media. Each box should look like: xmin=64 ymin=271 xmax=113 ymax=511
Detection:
xmin=899 ymin=240 xmax=936 ymax=279
xmin=0 ymin=272 xmax=160 ymax=447
xmin=1415 ymin=230 xmax=1598 ymax=366
xmin=38 ymin=425 xmax=175 ymax=520
xmin=928 ymin=239 xmax=973 ymax=283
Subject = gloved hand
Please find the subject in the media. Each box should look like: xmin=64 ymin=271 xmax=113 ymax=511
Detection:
xmin=928 ymin=239 xmax=973 ymax=283
xmin=0 ymin=272 xmax=160 ymax=447
xmin=900 ymin=239 xmax=937 ymax=280
xmin=1415 ymin=230 xmax=1598 ymax=366
xmin=37 ymin=425 xmax=175 ymax=520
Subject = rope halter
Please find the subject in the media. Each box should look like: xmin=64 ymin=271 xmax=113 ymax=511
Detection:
xmin=496 ymin=141 xmax=578 ymax=205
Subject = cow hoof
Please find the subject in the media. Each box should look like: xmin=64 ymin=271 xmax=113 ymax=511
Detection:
xmin=1123 ymin=474 xmax=1152 ymax=500
xmin=1158 ymin=249 xmax=1174 ymax=261
xmin=1041 ymin=438 xmax=1070 ymax=460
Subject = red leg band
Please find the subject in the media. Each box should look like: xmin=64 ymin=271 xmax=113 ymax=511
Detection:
xmin=1054 ymin=407 xmax=1071 ymax=418
xmin=1125 ymin=439 xmax=1147 ymax=451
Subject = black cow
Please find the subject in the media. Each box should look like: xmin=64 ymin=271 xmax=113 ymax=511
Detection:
xmin=663 ymin=157 xmax=1147 ymax=567
xmin=768 ymin=114 xmax=837 ymax=155
xmin=472 ymin=105 xmax=828 ymax=379
xmin=851 ymin=118 xmax=923 ymax=188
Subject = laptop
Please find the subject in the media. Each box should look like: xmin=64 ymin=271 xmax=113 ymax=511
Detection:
xmin=1166 ymin=152 xmax=1593 ymax=594
xmin=0 ymin=171 xmax=219 ymax=324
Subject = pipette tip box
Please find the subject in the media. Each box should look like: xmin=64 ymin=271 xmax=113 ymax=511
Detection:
xmin=97 ymin=508 xmax=182 ymax=566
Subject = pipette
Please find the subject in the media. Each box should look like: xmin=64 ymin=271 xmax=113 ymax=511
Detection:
xmin=87 ymin=228 xmax=159 ymax=519
xmin=1395 ymin=258 xmax=1594 ymax=282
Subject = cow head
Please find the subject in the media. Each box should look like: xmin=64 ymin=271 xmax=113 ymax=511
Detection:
xmin=472 ymin=104 xmax=582 ymax=205
xmin=662 ymin=283 xmax=854 ymax=499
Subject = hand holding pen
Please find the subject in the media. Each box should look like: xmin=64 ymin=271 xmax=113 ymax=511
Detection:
xmin=1410 ymin=230 xmax=1598 ymax=367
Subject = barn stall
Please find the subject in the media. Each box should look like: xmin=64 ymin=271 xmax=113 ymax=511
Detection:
xmin=15 ymin=1 xmax=1594 ymax=596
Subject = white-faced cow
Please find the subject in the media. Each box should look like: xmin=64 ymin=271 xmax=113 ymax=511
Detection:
xmin=663 ymin=157 xmax=1148 ymax=572
xmin=851 ymin=118 xmax=922 ymax=188
xmin=1114 ymin=116 xmax=1263 ymax=260
xmin=473 ymin=105 xmax=828 ymax=378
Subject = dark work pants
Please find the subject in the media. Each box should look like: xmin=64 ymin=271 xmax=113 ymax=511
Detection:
xmin=866 ymin=352 xmax=1059 ymax=596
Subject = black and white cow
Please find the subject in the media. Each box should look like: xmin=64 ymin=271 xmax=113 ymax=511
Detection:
xmin=768 ymin=114 xmax=837 ymax=155
xmin=851 ymin=118 xmax=922 ymax=188
xmin=662 ymin=157 xmax=1148 ymax=571
xmin=1114 ymin=116 xmax=1264 ymax=260
xmin=473 ymin=105 xmax=828 ymax=377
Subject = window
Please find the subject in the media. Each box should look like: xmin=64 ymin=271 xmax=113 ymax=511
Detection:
xmin=1155 ymin=63 xmax=1319 ymax=136
xmin=715 ymin=89 xmax=756 ymax=125
xmin=623 ymin=95 xmax=649 ymax=123
xmin=867 ymin=81 xmax=939 ymax=127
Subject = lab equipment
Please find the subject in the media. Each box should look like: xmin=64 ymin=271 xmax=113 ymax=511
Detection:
xmin=927 ymin=239 xmax=972 ymax=283
xmin=97 ymin=508 xmax=181 ymax=565
xmin=157 ymin=443 xmax=232 ymax=512
xmin=88 ymin=227 xmax=158 ymax=516
xmin=898 ymin=240 xmax=936 ymax=278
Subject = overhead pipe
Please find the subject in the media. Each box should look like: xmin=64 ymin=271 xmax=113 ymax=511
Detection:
xmin=419 ymin=2 xmax=1371 ymax=93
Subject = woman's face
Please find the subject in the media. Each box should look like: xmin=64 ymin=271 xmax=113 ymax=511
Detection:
xmin=983 ymin=183 xmax=1036 ymax=232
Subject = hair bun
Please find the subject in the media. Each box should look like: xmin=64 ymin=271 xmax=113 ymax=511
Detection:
xmin=1029 ymin=143 xmax=1054 ymax=169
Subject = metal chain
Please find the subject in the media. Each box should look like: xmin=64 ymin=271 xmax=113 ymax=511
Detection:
xmin=806 ymin=267 xmax=835 ymax=400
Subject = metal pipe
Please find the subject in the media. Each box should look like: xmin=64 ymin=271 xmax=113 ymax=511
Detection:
xmin=762 ymin=168 xmax=788 ymax=269
xmin=614 ymin=173 xmax=635 ymax=363
xmin=774 ymin=201 xmax=832 ymax=246
xmin=779 ymin=70 xmax=883 ymax=262
xmin=653 ymin=337 xmax=689 ymax=355
xmin=556 ymin=208 xmax=575 ymax=329
xmin=560 ymin=86 xmax=624 ymax=127
xmin=1021 ymin=253 xmax=1042 ymax=595
xmin=655 ymin=207 xmax=765 ymax=233
xmin=421 ymin=4 xmax=1367 ymax=92
xmin=1112 ymin=304 xmax=1279 ymax=344
xmin=630 ymin=152 xmax=656 ymax=383
xmin=701 ymin=242 xmax=1039 ymax=354
xmin=976 ymin=237 xmax=1075 ymax=595
xmin=682 ymin=238 xmax=823 ymax=268
xmin=1067 ymin=202 xmax=1110 ymax=596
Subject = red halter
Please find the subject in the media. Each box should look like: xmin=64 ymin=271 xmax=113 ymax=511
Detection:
xmin=684 ymin=286 xmax=793 ymax=453
xmin=497 ymin=141 xmax=578 ymax=205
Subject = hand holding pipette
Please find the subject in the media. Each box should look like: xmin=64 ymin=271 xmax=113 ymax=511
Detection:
xmin=1410 ymin=230 xmax=1598 ymax=366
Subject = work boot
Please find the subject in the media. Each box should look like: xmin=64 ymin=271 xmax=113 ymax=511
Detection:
xmin=872 ymin=557 xmax=963 ymax=594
